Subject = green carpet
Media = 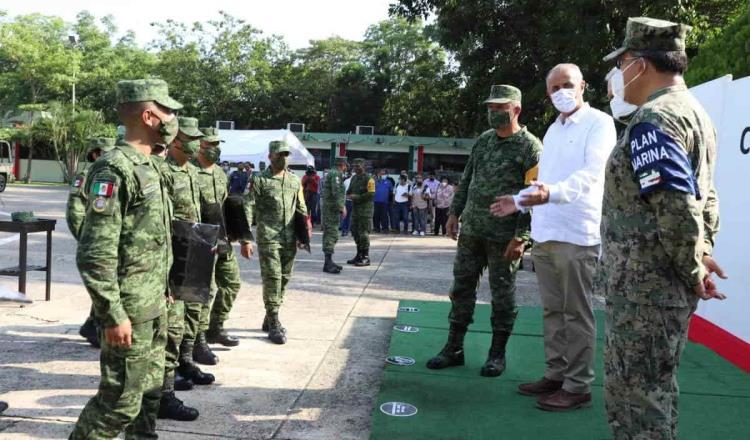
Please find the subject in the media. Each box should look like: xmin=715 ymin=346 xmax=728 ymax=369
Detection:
xmin=371 ymin=301 xmax=750 ymax=440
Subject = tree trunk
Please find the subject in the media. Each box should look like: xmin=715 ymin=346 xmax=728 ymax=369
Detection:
xmin=24 ymin=131 xmax=33 ymax=183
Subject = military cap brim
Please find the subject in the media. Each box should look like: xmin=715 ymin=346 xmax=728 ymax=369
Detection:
xmin=603 ymin=47 xmax=628 ymax=62
xmin=180 ymin=126 xmax=204 ymax=138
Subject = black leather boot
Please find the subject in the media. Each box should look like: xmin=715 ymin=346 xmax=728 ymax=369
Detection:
xmin=78 ymin=318 xmax=100 ymax=348
xmin=174 ymin=371 xmax=194 ymax=391
xmin=206 ymin=322 xmax=240 ymax=347
xmin=323 ymin=253 xmax=342 ymax=274
xmin=193 ymin=332 xmax=218 ymax=365
xmin=480 ymin=331 xmax=510 ymax=377
xmin=267 ymin=313 xmax=287 ymax=345
xmin=355 ymin=248 xmax=371 ymax=267
xmin=158 ymin=392 xmax=199 ymax=421
xmin=426 ymin=324 xmax=467 ymax=369
xmin=347 ymin=246 xmax=362 ymax=265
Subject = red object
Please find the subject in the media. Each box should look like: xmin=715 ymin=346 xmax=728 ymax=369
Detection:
xmin=13 ymin=141 xmax=20 ymax=180
xmin=339 ymin=142 xmax=347 ymax=157
xmin=688 ymin=314 xmax=750 ymax=372
xmin=302 ymin=174 xmax=320 ymax=193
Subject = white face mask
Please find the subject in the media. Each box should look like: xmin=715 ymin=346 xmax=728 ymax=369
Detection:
xmin=609 ymin=68 xmax=639 ymax=121
xmin=550 ymin=88 xmax=579 ymax=113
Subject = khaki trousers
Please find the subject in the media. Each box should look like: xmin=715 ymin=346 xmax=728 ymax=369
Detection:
xmin=532 ymin=240 xmax=599 ymax=394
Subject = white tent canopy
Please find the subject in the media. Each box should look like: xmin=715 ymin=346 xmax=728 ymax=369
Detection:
xmin=218 ymin=129 xmax=315 ymax=168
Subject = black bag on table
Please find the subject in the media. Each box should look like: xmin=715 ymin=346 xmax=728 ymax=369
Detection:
xmin=169 ymin=220 xmax=219 ymax=304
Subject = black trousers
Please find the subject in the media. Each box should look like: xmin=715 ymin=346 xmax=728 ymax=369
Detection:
xmin=434 ymin=207 xmax=449 ymax=235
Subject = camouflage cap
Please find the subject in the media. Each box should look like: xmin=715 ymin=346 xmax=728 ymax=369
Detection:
xmin=87 ymin=137 xmax=116 ymax=154
xmin=484 ymin=84 xmax=522 ymax=104
xmin=200 ymin=127 xmax=224 ymax=143
xmin=116 ymin=79 xmax=183 ymax=110
xmin=353 ymin=158 xmax=366 ymax=166
xmin=269 ymin=140 xmax=290 ymax=154
xmin=603 ymin=17 xmax=691 ymax=62
xmin=178 ymin=117 xmax=204 ymax=138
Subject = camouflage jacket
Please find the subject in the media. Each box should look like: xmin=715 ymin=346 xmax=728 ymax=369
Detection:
xmin=195 ymin=164 xmax=227 ymax=206
xmin=163 ymin=156 xmax=201 ymax=223
xmin=66 ymin=168 xmax=89 ymax=241
xmin=321 ymin=169 xmax=345 ymax=211
xmin=347 ymin=173 xmax=375 ymax=218
xmin=76 ymin=142 xmax=171 ymax=327
xmin=244 ymin=168 xmax=308 ymax=245
xmin=600 ymin=84 xmax=719 ymax=307
xmin=450 ymin=127 xmax=542 ymax=242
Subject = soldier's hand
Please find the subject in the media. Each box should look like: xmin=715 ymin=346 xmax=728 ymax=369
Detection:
xmin=167 ymin=295 xmax=175 ymax=305
xmin=240 ymin=242 xmax=254 ymax=260
xmin=105 ymin=319 xmax=133 ymax=348
xmin=446 ymin=214 xmax=459 ymax=241
xmin=693 ymin=277 xmax=727 ymax=301
xmin=490 ymin=196 xmax=518 ymax=218
xmin=702 ymin=255 xmax=728 ymax=280
xmin=503 ymin=238 xmax=525 ymax=261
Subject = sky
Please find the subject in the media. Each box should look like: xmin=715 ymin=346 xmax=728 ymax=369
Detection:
xmin=1 ymin=0 xmax=396 ymax=49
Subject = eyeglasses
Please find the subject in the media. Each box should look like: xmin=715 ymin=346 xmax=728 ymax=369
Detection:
xmin=616 ymin=57 xmax=641 ymax=70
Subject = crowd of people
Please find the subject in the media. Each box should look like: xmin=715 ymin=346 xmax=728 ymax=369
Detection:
xmin=57 ymin=14 xmax=726 ymax=440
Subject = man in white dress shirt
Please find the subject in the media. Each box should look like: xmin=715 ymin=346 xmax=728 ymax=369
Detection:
xmin=491 ymin=63 xmax=616 ymax=411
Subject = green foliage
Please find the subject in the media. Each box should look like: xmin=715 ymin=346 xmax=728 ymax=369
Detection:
xmin=685 ymin=5 xmax=750 ymax=85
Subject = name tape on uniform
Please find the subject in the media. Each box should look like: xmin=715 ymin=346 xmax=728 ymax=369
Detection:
xmin=398 ymin=306 xmax=420 ymax=313
xmin=380 ymin=402 xmax=418 ymax=417
xmin=386 ymin=356 xmax=416 ymax=366
xmin=393 ymin=324 xmax=419 ymax=333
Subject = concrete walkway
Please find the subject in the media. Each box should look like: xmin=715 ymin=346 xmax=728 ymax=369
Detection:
xmin=0 ymin=185 xmax=567 ymax=439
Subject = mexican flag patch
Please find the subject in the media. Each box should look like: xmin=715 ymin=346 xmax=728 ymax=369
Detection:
xmin=639 ymin=169 xmax=662 ymax=189
xmin=92 ymin=181 xmax=114 ymax=197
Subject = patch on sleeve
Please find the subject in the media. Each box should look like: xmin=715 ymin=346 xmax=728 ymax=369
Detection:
xmin=366 ymin=178 xmax=375 ymax=193
xmin=91 ymin=180 xmax=115 ymax=198
xmin=628 ymin=122 xmax=699 ymax=198
xmin=524 ymin=164 xmax=538 ymax=185
xmin=88 ymin=174 xmax=119 ymax=215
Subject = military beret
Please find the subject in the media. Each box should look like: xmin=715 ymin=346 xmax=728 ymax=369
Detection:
xmin=116 ymin=79 xmax=183 ymax=110
xmin=484 ymin=84 xmax=522 ymax=105
xmin=604 ymin=17 xmax=691 ymax=62
xmin=178 ymin=117 xmax=204 ymax=138
xmin=269 ymin=140 xmax=291 ymax=154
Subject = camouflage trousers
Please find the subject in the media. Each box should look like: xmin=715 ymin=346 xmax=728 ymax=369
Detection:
xmin=182 ymin=300 xmax=203 ymax=356
xmin=258 ymin=242 xmax=297 ymax=314
xmin=322 ymin=204 xmax=341 ymax=254
xmin=351 ymin=212 xmax=372 ymax=251
xmin=163 ymin=299 xmax=184 ymax=392
xmin=69 ymin=311 xmax=167 ymax=440
xmin=448 ymin=235 xmax=519 ymax=333
xmin=209 ymin=250 xmax=241 ymax=329
xmin=604 ymin=296 xmax=695 ymax=440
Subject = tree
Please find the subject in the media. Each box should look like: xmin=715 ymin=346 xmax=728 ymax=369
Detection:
xmin=13 ymin=104 xmax=50 ymax=183
xmin=685 ymin=5 xmax=750 ymax=85
xmin=390 ymin=0 xmax=746 ymax=136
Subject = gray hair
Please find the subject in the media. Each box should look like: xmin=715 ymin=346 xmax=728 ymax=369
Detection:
xmin=546 ymin=63 xmax=584 ymax=85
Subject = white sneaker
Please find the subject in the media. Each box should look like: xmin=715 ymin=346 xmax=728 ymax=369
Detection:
xmin=412 ymin=231 xmax=418 ymax=236
xmin=419 ymin=231 xmax=425 ymax=236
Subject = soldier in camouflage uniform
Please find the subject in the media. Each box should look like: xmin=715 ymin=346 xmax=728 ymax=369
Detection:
xmin=321 ymin=157 xmax=348 ymax=274
xmin=426 ymin=85 xmax=541 ymax=377
xmin=69 ymin=79 xmax=180 ymax=439
xmin=243 ymin=140 xmax=308 ymax=344
xmin=346 ymin=158 xmax=375 ymax=267
xmin=154 ymin=116 xmax=215 ymax=422
xmin=601 ymin=18 xmax=723 ymax=439
xmin=67 ymin=136 xmax=116 ymax=348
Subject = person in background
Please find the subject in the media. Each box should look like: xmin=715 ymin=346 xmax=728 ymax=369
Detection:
xmin=340 ymin=171 xmax=353 ymax=236
xmin=424 ymin=171 xmax=439 ymax=233
xmin=228 ymin=162 xmax=248 ymax=194
xmin=434 ymin=176 xmax=454 ymax=236
xmin=392 ymin=175 xmax=411 ymax=233
xmin=410 ymin=175 xmax=430 ymax=236
xmin=373 ymin=169 xmax=393 ymax=233
xmin=221 ymin=161 xmax=231 ymax=176
xmin=385 ymin=172 xmax=396 ymax=233
xmin=302 ymin=165 xmax=320 ymax=225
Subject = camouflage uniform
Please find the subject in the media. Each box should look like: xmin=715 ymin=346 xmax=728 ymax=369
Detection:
xmin=346 ymin=159 xmax=375 ymax=264
xmin=66 ymin=137 xmax=116 ymax=346
xmin=69 ymin=77 xmax=180 ymax=440
xmin=601 ymin=18 xmax=719 ymax=439
xmin=244 ymin=140 xmax=308 ymax=342
xmin=321 ymin=160 xmax=346 ymax=272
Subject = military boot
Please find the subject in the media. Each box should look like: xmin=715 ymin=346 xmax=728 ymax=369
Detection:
xmin=262 ymin=314 xmax=269 ymax=332
xmin=178 ymin=360 xmax=215 ymax=386
xmin=158 ymin=392 xmax=199 ymax=421
xmin=267 ymin=313 xmax=287 ymax=345
xmin=426 ymin=324 xmax=467 ymax=369
xmin=206 ymin=322 xmax=240 ymax=347
xmin=323 ymin=253 xmax=342 ymax=274
xmin=347 ymin=247 xmax=362 ymax=265
xmin=174 ymin=371 xmax=194 ymax=391
xmin=78 ymin=318 xmax=100 ymax=348
xmin=355 ymin=249 xmax=371 ymax=267
xmin=480 ymin=331 xmax=510 ymax=377
xmin=193 ymin=332 xmax=218 ymax=365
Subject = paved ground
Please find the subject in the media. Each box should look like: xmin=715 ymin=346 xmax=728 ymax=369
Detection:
xmin=0 ymin=184 xmax=602 ymax=439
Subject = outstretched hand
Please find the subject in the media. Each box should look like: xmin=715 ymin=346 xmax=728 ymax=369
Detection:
xmin=490 ymin=196 xmax=518 ymax=218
